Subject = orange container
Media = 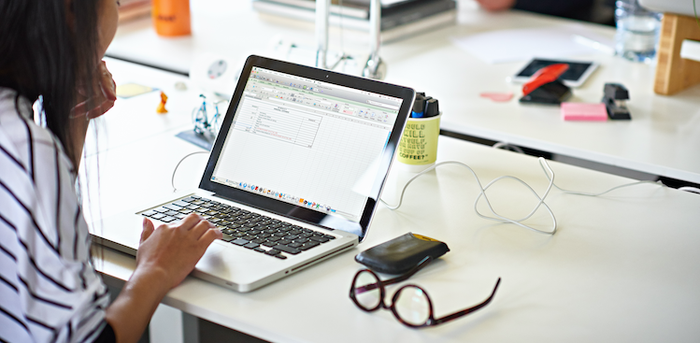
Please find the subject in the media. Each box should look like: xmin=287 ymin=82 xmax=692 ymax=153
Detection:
xmin=152 ymin=0 xmax=191 ymax=36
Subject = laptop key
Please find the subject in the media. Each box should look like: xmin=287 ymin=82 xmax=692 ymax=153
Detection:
xmin=262 ymin=241 xmax=276 ymax=247
xmin=299 ymin=242 xmax=320 ymax=250
xmin=220 ymin=234 xmax=234 ymax=242
xmin=274 ymin=245 xmax=300 ymax=255
xmin=164 ymin=204 xmax=182 ymax=211
xmin=244 ymin=242 xmax=259 ymax=249
xmin=142 ymin=210 xmax=158 ymax=216
xmin=309 ymin=235 xmax=330 ymax=243
xmin=265 ymin=249 xmax=281 ymax=256
xmin=150 ymin=213 xmax=165 ymax=220
xmin=160 ymin=216 xmax=176 ymax=223
xmin=232 ymin=238 xmax=249 ymax=246
xmin=253 ymin=247 xmax=266 ymax=253
xmin=274 ymin=254 xmax=287 ymax=260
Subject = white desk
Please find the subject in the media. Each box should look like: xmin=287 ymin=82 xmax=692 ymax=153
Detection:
xmin=86 ymin=64 xmax=700 ymax=341
xmin=106 ymin=0 xmax=700 ymax=186
xmin=92 ymin=136 xmax=700 ymax=343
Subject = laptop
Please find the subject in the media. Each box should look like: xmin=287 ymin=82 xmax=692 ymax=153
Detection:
xmin=94 ymin=55 xmax=415 ymax=292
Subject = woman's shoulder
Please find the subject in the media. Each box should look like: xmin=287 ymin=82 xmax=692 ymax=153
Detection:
xmin=0 ymin=87 xmax=72 ymax=176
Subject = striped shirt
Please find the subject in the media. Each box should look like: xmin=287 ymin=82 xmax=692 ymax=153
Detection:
xmin=0 ymin=88 xmax=110 ymax=343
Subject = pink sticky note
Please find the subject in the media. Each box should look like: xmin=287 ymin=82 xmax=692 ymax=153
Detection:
xmin=561 ymin=102 xmax=608 ymax=121
xmin=480 ymin=92 xmax=513 ymax=102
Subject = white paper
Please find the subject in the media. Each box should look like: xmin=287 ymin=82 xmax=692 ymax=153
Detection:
xmin=451 ymin=25 xmax=615 ymax=64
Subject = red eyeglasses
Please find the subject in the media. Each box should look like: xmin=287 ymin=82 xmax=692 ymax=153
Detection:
xmin=349 ymin=257 xmax=501 ymax=328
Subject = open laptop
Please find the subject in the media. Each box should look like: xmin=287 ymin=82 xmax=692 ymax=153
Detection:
xmin=94 ymin=55 xmax=415 ymax=292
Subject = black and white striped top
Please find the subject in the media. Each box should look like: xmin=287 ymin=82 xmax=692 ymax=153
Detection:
xmin=0 ymin=88 xmax=110 ymax=342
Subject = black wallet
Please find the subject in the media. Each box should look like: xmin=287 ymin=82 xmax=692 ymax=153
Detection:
xmin=355 ymin=233 xmax=449 ymax=274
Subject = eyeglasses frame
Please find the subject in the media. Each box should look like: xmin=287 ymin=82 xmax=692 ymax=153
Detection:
xmin=349 ymin=256 xmax=502 ymax=328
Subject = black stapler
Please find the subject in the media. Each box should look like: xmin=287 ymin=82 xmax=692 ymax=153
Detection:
xmin=602 ymin=83 xmax=631 ymax=120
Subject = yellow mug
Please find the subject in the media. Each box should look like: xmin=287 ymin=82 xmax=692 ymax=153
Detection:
xmin=397 ymin=113 xmax=441 ymax=170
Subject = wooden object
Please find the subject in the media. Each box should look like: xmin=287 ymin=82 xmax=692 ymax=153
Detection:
xmin=654 ymin=13 xmax=700 ymax=95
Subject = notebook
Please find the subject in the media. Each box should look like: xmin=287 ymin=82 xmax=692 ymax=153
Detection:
xmin=94 ymin=55 xmax=415 ymax=292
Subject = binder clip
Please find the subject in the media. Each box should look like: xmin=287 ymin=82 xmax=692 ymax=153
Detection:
xmin=602 ymin=83 xmax=631 ymax=120
xmin=519 ymin=64 xmax=572 ymax=105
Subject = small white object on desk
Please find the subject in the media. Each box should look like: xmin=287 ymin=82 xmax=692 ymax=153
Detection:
xmin=189 ymin=53 xmax=238 ymax=98
xmin=680 ymin=39 xmax=700 ymax=62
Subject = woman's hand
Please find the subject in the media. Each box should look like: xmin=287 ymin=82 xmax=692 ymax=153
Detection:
xmin=71 ymin=60 xmax=117 ymax=120
xmin=136 ymin=214 xmax=223 ymax=289
xmin=106 ymin=214 xmax=221 ymax=342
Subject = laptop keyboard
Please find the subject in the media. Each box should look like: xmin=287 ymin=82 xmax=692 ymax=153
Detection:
xmin=140 ymin=195 xmax=335 ymax=260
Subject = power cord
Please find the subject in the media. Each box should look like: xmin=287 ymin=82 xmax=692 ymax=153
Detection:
xmin=171 ymin=151 xmax=209 ymax=192
xmin=678 ymin=186 xmax=700 ymax=195
xmin=170 ymin=152 xmax=667 ymax=234
xmin=380 ymin=158 xmax=665 ymax=235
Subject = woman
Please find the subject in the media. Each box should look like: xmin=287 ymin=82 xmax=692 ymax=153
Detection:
xmin=0 ymin=0 xmax=222 ymax=342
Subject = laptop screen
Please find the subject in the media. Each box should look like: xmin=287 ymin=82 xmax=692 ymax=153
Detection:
xmin=200 ymin=56 xmax=414 ymax=240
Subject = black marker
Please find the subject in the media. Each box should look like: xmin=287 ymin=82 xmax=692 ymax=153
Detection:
xmin=411 ymin=93 xmax=426 ymax=118
xmin=423 ymin=98 xmax=439 ymax=118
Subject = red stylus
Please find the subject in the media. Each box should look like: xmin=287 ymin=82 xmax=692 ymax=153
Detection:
xmin=522 ymin=64 xmax=569 ymax=96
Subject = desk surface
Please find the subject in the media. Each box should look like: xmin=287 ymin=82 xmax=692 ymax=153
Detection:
xmin=87 ymin=59 xmax=700 ymax=342
xmin=93 ymin=135 xmax=700 ymax=343
xmin=106 ymin=0 xmax=700 ymax=184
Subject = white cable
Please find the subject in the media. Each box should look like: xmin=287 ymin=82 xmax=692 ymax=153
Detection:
xmin=536 ymin=161 xmax=665 ymax=196
xmin=678 ymin=186 xmax=700 ymax=195
xmin=492 ymin=142 xmax=525 ymax=154
xmin=171 ymin=151 xmax=209 ymax=192
xmin=381 ymin=158 xmax=557 ymax=235
xmin=380 ymin=158 xmax=666 ymax=236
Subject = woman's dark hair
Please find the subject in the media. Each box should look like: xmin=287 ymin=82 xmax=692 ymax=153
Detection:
xmin=0 ymin=0 xmax=101 ymax=165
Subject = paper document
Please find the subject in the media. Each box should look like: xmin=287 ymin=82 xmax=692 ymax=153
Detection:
xmin=451 ymin=25 xmax=615 ymax=64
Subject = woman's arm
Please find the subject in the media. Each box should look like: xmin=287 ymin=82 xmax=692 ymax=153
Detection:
xmin=105 ymin=214 xmax=222 ymax=343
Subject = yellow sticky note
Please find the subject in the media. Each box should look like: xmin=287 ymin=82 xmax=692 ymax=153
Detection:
xmin=116 ymin=83 xmax=155 ymax=98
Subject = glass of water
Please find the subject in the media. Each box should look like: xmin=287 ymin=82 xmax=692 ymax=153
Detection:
xmin=615 ymin=0 xmax=663 ymax=63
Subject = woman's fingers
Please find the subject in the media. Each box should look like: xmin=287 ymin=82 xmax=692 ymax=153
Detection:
xmin=100 ymin=61 xmax=117 ymax=101
xmin=198 ymin=228 xmax=223 ymax=248
xmin=188 ymin=219 xmax=215 ymax=239
xmin=73 ymin=60 xmax=117 ymax=119
xmin=140 ymin=217 xmax=155 ymax=243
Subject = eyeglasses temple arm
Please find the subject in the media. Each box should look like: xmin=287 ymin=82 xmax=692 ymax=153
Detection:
xmin=432 ymin=277 xmax=501 ymax=325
